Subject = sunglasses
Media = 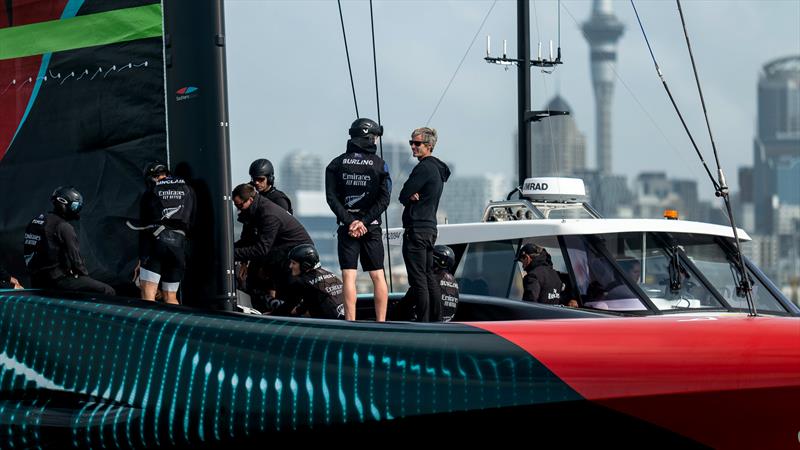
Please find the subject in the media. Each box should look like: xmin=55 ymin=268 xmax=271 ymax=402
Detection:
xmin=252 ymin=176 xmax=267 ymax=182
xmin=409 ymin=140 xmax=427 ymax=147
xmin=233 ymin=197 xmax=251 ymax=209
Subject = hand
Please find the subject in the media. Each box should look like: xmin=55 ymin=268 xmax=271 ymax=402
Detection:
xmin=237 ymin=262 xmax=249 ymax=283
xmin=410 ymin=193 xmax=420 ymax=201
xmin=9 ymin=276 xmax=23 ymax=289
xmin=566 ymin=299 xmax=579 ymax=308
xmin=348 ymin=220 xmax=367 ymax=238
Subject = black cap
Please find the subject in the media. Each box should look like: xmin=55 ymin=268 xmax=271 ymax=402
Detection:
xmin=516 ymin=243 xmax=544 ymax=261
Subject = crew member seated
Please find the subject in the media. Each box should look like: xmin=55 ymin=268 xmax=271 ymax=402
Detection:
xmin=433 ymin=245 xmax=459 ymax=322
xmin=272 ymin=244 xmax=344 ymax=320
xmin=515 ymin=243 xmax=562 ymax=304
xmin=24 ymin=186 xmax=115 ymax=296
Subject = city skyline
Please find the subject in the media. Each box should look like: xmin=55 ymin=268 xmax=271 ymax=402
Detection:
xmin=225 ymin=0 xmax=800 ymax=202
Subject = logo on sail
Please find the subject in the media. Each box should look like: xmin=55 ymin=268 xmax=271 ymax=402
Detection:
xmin=176 ymin=86 xmax=199 ymax=102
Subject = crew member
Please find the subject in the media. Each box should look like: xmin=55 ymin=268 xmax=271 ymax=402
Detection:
xmin=232 ymin=183 xmax=312 ymax=310
xmin=136 ymin=162 xmax=196 ymax=304
xmin=325 ymin=118 xmax=391 ymax=321
xmin=399 ymin=127 xmax=450 ymax=322
xmin=24 ymin=186 xmax=115 ymax=295
xmin=433 ymin=245 xmax=459 ymax=322
xmin=516 ymin=243 xmax=562 ymax=304
xmin=273 ymin=244 xmax=345 ymax=320
xmin=249 ymin=158 xmax=292 ymax=214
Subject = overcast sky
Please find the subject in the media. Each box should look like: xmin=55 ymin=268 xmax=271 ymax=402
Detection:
xmin=224 ymin=0 xmax=800 ymax=201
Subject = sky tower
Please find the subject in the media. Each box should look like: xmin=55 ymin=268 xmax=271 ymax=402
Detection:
xmin=582 ymin=0 xmax=624 ymax=175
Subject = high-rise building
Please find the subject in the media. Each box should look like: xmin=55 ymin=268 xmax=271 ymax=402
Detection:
xmin=582 ymin=0 xmax=624 ymax=175
xmin=531 ymin=96 xmax=586 ymax=177
xmin=279 ymin=151 xmax=324 ymax=211
xmin=753 ymin=56 xmax=800 ymax=234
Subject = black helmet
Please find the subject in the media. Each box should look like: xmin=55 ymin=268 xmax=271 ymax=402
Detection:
xmin=348 ymin=118 xmax=383 ymax=138
xmin=51 ymin=186 xmax=84 ymax=217
xmin=516 ymin=243 xmax=545 ymax=261
xmin=288 ymin=244 xmax=320 ymax=272
xmin=249 ymin=158 xmax=275 ymax=185
xmin=433 ymin=245 xmax=455 ymax=271
xmin=144 ymin=161 xmax=169 ymax=179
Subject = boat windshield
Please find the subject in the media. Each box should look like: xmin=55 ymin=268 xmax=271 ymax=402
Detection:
xmin=598 ymin=233 xmax=724 ymax=311
xmin=676 ymin=236 xmax=787 ymax=313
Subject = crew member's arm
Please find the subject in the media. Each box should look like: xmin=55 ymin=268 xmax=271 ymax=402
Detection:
xmin=361 ymin=161 xmax=392 ymax=225
xmin=57 ymin=222 xmax=89 ymax=276
xmin=324 ymin=160 xmax=356 ymax=225
xmin=398 ymin=163 xmax=430 ymax=206
xmin=521 ymin=274 xmax=541 ymax=302
xmin=233 ymin=214 xmax=280 ymax=262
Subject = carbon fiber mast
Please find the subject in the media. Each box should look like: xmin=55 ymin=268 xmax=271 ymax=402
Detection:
xmin=163 ymin=0 xmax=235 ymax=310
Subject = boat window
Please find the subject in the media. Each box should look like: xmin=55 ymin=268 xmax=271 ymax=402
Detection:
xmin=679 ymin=238 xmax=786 ymax=313
xmin=534 ymin=204 xmax=597 ymax=220
xmin=455 ymin=240 xmax=519 ymax=298
xmin=603 ymin=233 xmax=724 ymax=311
xmin=563 ymin=236 xmax=647 ymax=312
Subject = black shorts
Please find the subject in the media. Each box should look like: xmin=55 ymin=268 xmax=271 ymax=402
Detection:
xmin=141 ymin=230 xmax=187 ymax=284
xmin=337 ymin=225 xmax=384 ymax=271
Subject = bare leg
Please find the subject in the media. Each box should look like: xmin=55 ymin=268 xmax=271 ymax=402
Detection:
xmin=342 ymin=269 xmax=358 ymax=321
xmin=369 ymin=269 xmax=388 ymax=322
xmin=140 ymin=280 xmax=158 ymax=301
xmin=162 ymin=290 xmax=179 ymax=305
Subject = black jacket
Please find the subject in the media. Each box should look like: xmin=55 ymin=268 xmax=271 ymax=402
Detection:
xmin=24 ymin=212 xmax=88 ymax=280
xmin=399 ymin=156 xmax=450 ymax=230
xmin=234 ymin=194 xmax=312 ymax=262
xmin=522 ymin=253 xmax=563 ymax=304
xmin=262 ymin=186 xmax=293 ymax=214
xmin=276 ymin=267 xmax=344 ymax=319
xmin=325 ymin=139 xmax=391 ymax=226
xmin=139 ymin=176 xmax=196 ymax=255
xmin=436 ymin=269 xmax=459 ymax=322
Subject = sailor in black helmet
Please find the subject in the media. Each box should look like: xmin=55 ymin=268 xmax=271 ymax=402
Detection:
xmin=249 ymin=158 xmax=292 ymax=214
xmin=272 ymin=244 xmax=345 ymax=320
xmin=433 ymin=245 xmax=459 ymax=322
xmin=135 ymin=162 xmax=196 ymax=304
xmin=325 ymin=118 xmax=391 ymax=321
xmin=23 ymin=186 xmax=115 ymax=295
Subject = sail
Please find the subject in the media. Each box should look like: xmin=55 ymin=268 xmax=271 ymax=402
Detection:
xmin=0 ymin=0 xmax=168 ymax=292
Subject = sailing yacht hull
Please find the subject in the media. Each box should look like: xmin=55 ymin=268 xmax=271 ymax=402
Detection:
xmin=0 ymin=291 xmax=797 ymax=447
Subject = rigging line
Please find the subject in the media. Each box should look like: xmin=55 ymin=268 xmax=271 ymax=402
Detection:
xmin=337 ymin=0 xmax=359 ymax=118
xmin=425 ymin=0 xmax=497 ymax=126
xmin=630 ymin=0 xmax=720 ymax=192
xmin=676 ymin=0 xmax=754 ymax=314
xmin=559 ymin=1 xmax=701 ymax=181
xmin=369 ymin=0 xmax=393 ymax=292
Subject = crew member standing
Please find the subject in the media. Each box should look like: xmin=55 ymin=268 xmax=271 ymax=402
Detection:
xmin=274 ymin=244 xmax=345 ymax=320
xmin=232 ymin=183 xmax=312 ymax=309
xmin=516 ymin=243 xmax=563 ymax=304
xmin=24 ymin=186 xmax=115 ymax=295
xmin=325 ymin=118 xmax=391 ymax=321
xmin=136 ymin=162 xmax=196 ymax=304
xmin=399 ymin=127 xmax=450 ymax=322
xmin=249 ymin=158 xmax=292 ymax=214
